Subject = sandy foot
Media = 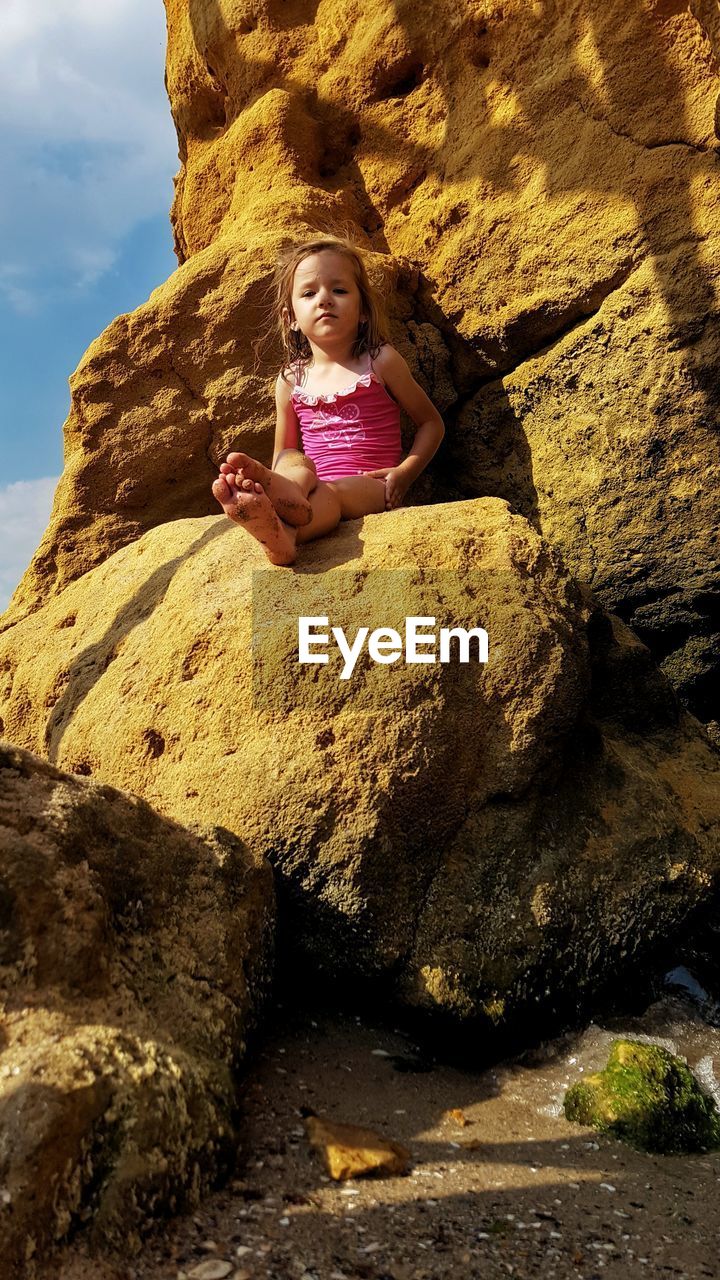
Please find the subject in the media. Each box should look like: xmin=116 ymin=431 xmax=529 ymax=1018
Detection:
xmin=221 ymin=452 xmax=313 ymax=527
xmin=212 ymin=472 xmax=296 ymax=565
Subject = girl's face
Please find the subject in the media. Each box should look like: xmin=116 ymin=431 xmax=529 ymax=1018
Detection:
xmin=287 ymin=251 xmax=364 ymax=349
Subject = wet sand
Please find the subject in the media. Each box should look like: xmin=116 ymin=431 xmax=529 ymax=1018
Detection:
xmin=45 ymin=994 xmax=720 ymax=1280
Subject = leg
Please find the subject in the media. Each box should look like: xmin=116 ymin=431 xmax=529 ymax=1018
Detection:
xmin=324 ymin=475 xmax=388 ymax=519
xmin=294 ymin=480 xmax=344 ymax=545
xmin=212 ymin=472 xmax=298 ymax=565
xmin=292 ymin=474 xmax=386 ymax=545
xmin=212 ymin=468 xmax=343 ymax=565
xmin=221 ymin=449 xmax=317 ymax=526
xmin=273 ymin=448 xmax=320 ymax=499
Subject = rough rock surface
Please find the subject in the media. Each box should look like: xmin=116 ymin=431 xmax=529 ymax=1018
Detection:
xmin=0 ymin=742 xmax=274 ymax=1276
xmin=303 ymin=1112 xmax=413 ymax=1180
xmin=3 ymin=0 xmax=720 ymax=721
xmin=564 ymin=1038 xmax=720 ymax=1153
xmin=1 ymin=499 xmax=719 ymax=1047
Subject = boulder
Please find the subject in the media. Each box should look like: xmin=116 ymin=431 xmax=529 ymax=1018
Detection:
xmin=160 ymin=0 xmax=720 ymax=723
xmin=564 ymin=1038 xmax=720 ymax=1154
xmin=4 ymin=0 xmax=719 ymax=719
xmin=0 ymin=742 xmax=274 ymax=1274
xmin=1 ymin=499 xmax=718 ymax=1050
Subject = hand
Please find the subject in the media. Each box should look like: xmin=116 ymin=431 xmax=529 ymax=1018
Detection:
xmin=363 ymin=466 xmax=412 ymax=511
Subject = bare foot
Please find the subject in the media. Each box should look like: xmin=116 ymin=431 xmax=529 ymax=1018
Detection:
xmin=212 ymin=472 xmax=297 ymax=565
xmin=220 ymin=452 xmax=312 ymax=527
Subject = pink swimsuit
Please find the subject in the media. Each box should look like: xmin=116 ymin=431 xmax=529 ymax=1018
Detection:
xmin=291 ymin=350 xmax=403 ymax=482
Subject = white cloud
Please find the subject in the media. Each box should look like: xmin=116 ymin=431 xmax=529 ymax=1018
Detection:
xmin=0 ymin=0 xmax=178 ymax=312
xmin=0 ymin=476 xmax=58 ymax=612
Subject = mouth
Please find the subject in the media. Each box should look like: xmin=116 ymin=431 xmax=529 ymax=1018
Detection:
xmin=318 ymin=314 xmax=336 ymax=320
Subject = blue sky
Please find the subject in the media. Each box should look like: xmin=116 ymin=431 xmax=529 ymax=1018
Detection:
xmin=0 ymin=0 xmax=179 ymax=609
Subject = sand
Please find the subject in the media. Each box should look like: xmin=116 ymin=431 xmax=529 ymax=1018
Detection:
xmin=42 ymin=992 xmax=720 ymax=1280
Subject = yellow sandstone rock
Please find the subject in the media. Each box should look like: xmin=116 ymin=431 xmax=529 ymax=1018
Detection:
xmin=304 ymin=1112 xmax=412 ymax=1180
xmin=445 ymin=1108 xmax=471 ymax=1127
xmin=0 ymin=742 xmax=274 ymax=1276
xmin=3 ymin=3 xmax=720 ymax=1265
xmin=1 ymin=497 xmax=718 ymax=1038
xmin=3 ymin=0 xmax=718 ymax=718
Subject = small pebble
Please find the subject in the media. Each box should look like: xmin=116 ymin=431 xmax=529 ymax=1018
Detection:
xmin=187 ymin=1262 xmax=234 ymax=1280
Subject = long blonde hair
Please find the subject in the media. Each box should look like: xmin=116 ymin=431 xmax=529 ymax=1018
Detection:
xmin=254 ymin=234 xmax=393 ymax=384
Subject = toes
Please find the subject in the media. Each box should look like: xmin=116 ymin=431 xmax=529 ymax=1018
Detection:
xmin=227 ymin=451 xmax=264 ymax=481
xmin=212 ymin=476 xmax=231 ymax=503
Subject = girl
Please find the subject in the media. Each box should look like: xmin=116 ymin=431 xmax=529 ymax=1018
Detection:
xmin=212 ymin=235 xmax=445 ymax=565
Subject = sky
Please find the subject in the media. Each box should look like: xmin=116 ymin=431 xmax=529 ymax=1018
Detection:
xmin=0 ymin=0 xmax=178 ymax=610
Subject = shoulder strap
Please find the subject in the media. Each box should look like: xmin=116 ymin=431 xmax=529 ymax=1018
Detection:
xmin=288 ymin=360 xmax=305 ymax=391
xmin=367 ymin=346 xmax=387 ymax=386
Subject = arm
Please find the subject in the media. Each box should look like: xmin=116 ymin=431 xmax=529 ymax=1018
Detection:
xmin=272 ymin=371 xmax=301 ymax=469
xmin=369 ymin=345 xmax=445 ymax=504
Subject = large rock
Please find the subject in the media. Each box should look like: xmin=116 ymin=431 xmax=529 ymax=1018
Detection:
xmin=3 ymin=0 xmax=719 ymax=719
xmin=0 ymin=743 xmax=274 ymax=1275
xmin=1 ymin=499 xmax=718 ymax=1049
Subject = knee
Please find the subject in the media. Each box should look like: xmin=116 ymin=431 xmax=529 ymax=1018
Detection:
xmin=275 ymin=448 xmax=316 ymax=475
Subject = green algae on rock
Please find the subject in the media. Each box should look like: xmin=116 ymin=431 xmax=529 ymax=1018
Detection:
xmin=564 ymin=1039 xmax=720 ymax=1154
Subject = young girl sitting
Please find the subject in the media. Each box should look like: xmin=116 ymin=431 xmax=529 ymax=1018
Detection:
xmin=212 ymin=235 xmax=445 ymax=565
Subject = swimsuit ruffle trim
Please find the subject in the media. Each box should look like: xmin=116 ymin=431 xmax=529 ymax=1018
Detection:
xmin=291 ymin=370 xmax=376 ymax=405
